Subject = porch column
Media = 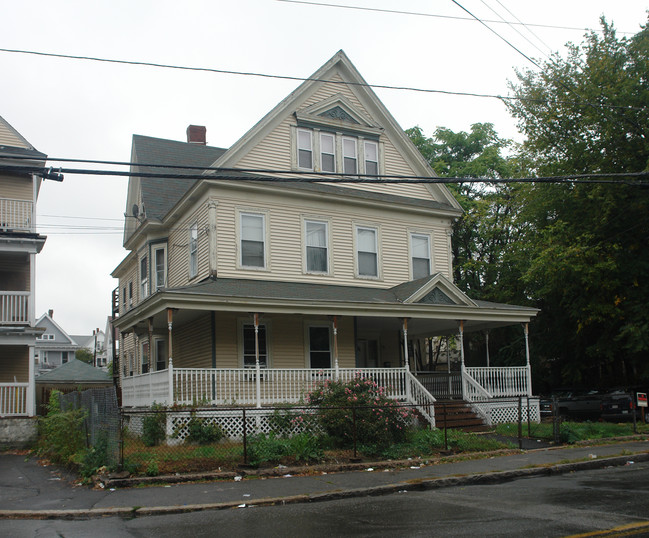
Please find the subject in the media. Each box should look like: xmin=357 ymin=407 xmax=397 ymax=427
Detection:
xmin=459 ymin=321 xmax=466 ymax=399
xmin=208 ymin=199 xmax=218 ymax=277
xmin=446 ymin=336 xmax=452 ymax=398
xmin=167 ymin=308 xmax=174 ymax=404
xmin=333 ymin=316 xmax=339 ymax=380
xmin=524 ymin=323 xmax=532 ymax=396
xmin=485 ymin=330 xmax=490 ymax=368
xmin=148 ymin=317 xmax=154 ymax=374
xmin=27 ymin=345 xmax=35 ymax=416
xmin=402 ymin=318 xmax=410 ymax=402
xmin=254 ymin=313 xmax=261 ymax=408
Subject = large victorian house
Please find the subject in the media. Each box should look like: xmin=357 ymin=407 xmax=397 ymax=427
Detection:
xmin=112 ymin=51 xmax=538 ymax=426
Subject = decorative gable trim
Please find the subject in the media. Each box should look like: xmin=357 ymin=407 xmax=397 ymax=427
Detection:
xmin=403 ymin=273 xmax=477 ymax=307
xmin=295 ymin=93 xmax=382 ymax=136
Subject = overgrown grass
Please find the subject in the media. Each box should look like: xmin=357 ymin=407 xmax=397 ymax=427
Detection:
xmin=495 ymin=421 xmax=648 ymax=443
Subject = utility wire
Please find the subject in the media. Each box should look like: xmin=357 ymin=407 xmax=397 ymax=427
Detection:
xmin=1 ymin=163 xmax=647 ymax=186
xmin=0 ymin=47 xmax=644 ymax=112
xmin=276 ymin=0 xmax=636 ymax=35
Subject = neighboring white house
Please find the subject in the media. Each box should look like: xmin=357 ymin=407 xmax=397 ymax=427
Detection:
xmin=72 ymin=329 xmax=107 ymax=368
xmin=35 ymin=310 xmax=79 ymax=374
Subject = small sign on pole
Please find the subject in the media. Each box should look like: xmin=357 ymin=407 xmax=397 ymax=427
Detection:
xmin=637 ymin=392 xmax=647 ymax=407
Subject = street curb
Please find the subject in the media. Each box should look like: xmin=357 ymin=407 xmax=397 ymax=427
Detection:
xmin=2 ymin=451 xmax=647 ymax=520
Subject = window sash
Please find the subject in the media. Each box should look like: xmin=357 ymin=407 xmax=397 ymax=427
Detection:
xmin=343 ymin=137 xmax=357 ymax=174
xmin=320 ymin=133 xmax=335 ymax=173
xmin=306 ymin=221 xmax=328 ymax=273
xmin=242 ymin=324 xmax=267 ymax=367
xmin=189 ymin=224 xmax=198 ymax=277
xmin=309 ymin=326 xmax=331 ymax=368
xmin=357 ymin=227 xmax=378 ymax=277
xmin=298 ymin=129 xmax=313 ymax=169
xmin=155 ymin=339 xmax=166 ymax=371
xmin=154 ymin=247 xmax=166 ymax=291
xmin=241 ymin=214 xmax=265 ymax=268
xmin=364 ymin=141 xmax=378 ymax=175
xmin=140 ymin=257 xmax=148 ymax=298
xmin=411 ymin=234 xmax=431 ymax=279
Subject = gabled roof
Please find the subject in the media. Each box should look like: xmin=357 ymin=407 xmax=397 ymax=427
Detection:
xmin=35 ymin=358 xmax=112 ymax=384
xmin=0 ymin=115 xmax=46 ymax=159
xmin=132 ymin=135 xmax=227 ymax=222
xmin=35 ymin=312 xmax=78 ymax=346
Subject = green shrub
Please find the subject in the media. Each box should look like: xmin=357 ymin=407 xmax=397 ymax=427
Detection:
xmin=303 ymin=375 xmax=414 ymax=449
xmin=185 ymin=414 xmax=224 ymax=445
xmin=79 ymin=431 xmax=111 ymax=480
xmin=37 ymin=391 xmax=87 ymax=464
xmin=142 ymin=404 xmax=166 ymax=447
xmin=247 ymin=432 xmax=323 ymax=466
xmin=146 ymin=460 xmax=159 ymax=476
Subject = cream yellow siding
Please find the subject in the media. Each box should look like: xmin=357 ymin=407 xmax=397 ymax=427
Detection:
xmin=210 ymin=187 xmax=452 ymax=286
xmin=0 ymin=174 xmax=33 ymax=200
xmin=0 ymin=346 xmax=29 ymax=382
xmin=235 ymin=74 xmax=436 ymax=203
xmin=167 ymin=203 xmax=210 ymax=288
xmin=172 ymin=314 xmax=212 ymax=368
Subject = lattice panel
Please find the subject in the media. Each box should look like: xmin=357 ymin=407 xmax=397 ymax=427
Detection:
xmin=471 ymin=399 xmax=540 ymax=425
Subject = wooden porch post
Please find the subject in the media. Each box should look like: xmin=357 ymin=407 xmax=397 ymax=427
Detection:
xmin=254 ymin=313 xmax=261 ymax=408
xmin=446 ymin=336 xmax=452 ymax=398
xmin=459 ymin=321 xmax=466 ymax=399
xmin=333 ymin=316 xmax=339 ymax=380
xmin=524 ymin=323 xmax=532 ymax=397
xmin=167 ymin=308 xmax=174 ymax=404
xmin=147 ymin=317 xmax=154 ymax=374
xmin=485 ymin=330 xmax=490 ymax=368
xmin=403 ymin=318 xmax=411 ymax=402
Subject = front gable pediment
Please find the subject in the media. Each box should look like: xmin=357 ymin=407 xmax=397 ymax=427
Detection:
xmin=402 ymin=274 xmax=477 ymax=307
xmin=295 ymin=93 xmax=382 ymax=136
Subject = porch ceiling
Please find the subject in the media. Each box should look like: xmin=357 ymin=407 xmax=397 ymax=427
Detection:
xmin=116 ymin=277 xmax=538 ymax=337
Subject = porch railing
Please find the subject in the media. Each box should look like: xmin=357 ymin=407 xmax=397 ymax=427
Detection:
xmin=0 ymin=198 xmax=33 ymax=231
xmin=0 ymin=291 xmax=30 ymax=324
xmin=0 ymin=383 xmax=28 ymax=416
xmin=465 ymin=366 xmax=530 ymax=397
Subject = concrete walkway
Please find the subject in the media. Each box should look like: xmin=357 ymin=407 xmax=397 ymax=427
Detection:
xmin=1 ymin=438 xmax=648 ymax=520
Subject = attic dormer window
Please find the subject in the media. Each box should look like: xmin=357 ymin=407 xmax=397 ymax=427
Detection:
xmin=297 ymin=129 xmax=313 ymax=170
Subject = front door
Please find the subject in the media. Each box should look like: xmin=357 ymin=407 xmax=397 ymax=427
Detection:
xmin=356 ymin=338 xmax=379 ymax=368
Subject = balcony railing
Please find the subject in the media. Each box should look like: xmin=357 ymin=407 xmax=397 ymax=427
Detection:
xmin=0 ymin=383 xmax=28 ymax=416
xmin=0 ymin=198 xmax=33 ymax=232
xmin=0 ymin=291 xmax=30 ymax=324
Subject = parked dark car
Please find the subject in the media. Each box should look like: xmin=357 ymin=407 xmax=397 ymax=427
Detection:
xmin=600 ymin=390 xmax=648 ymax=423
xmin=541 ymin=389 xmax=606 ymax=419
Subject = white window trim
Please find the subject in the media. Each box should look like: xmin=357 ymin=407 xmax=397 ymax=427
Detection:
xmin=303 ymin=217 xmax=331 ymax=275
xmin=189 ymin=222 xmax=199 ymax=279
xmin=363 ymin=140 xmax=379 ymax=175
xmin=237 ymin=209 xmax=270 ymax=271
xmin=297 ymin=128 xmax=314 ymax=171
xmin=153 ymin=336 xmax=167 ymax=371
xmin=153 ymin=244 xmax=167 ymax=292
xmin=342 ymin=136 xmax=358 ymax=175
xmin=319 ymin=132 xmax=336 ymax=173
xmin=409 ymin=231 xmax=433 ymax=280
xmin=140 ymin=255 xmax=148 ymax=299
xmin=354 ymin=223 xmax=381 ymax=280
xmin=237 ymin=318 xmax=271 ymax=368
xmin=304 ymin=322 xmax=333 ymax=369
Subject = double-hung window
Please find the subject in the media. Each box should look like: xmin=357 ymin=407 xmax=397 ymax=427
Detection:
xmin=320 ymin=133 xmax=336 ymax=173
xmin=364 ymin=140 xmax=379 ymax=175
xmin=241 ymin=213 xmax=265 ymax=268
xmin=242 ymin=323 xmax=267 ymax=368
xmin=356 ymin=226 xmax=378 ymax=277
xmin=189 ymin=223 xmax=198 ymax=278
xmin=305 ymin=220 xmax=328 ymax=273
xmin=128 ymin=282 xmax=133 ymax=308
xmin=141 ymin=341 xmax=149 ymax=374
xmin=343 ymin=137 xmax=358 ymax=175
xmin=308 ymin=326 xmax=331 ymax=369
xmin=411 ymin=233 xmax=432 ymax=280
xmin=140 ymin=256 xmax=148 ymax=299
xmin=154 ymin=338 xmax=166 ymax=371
xmin=297 ymin=129 xmax=313 ymax=170
xmin=153 ymin=246 xmax=166 ymax=291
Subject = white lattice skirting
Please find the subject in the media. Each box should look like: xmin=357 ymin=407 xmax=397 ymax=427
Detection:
xmin=123 ymin=408 xmax=317 ymax=445
xmin=470 ymin=398 xmax=540 ymax=426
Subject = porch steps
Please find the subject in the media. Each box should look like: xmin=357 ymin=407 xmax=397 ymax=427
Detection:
xmin=434 ymin=400 xmax=489 ymax=432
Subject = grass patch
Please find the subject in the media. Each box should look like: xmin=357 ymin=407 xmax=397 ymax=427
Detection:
xmin=494 ymin=421 xmax=648 ymax=443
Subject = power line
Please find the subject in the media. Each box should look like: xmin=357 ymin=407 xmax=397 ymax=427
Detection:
xmin=0 ymin=47 xmax=644 ymax=113
xmin=276 ymin=0 xmax=636 ymax=35
xmin=1 ymin=163 xmax=648 ymax=186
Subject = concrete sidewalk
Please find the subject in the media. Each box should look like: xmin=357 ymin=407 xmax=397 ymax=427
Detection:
xmin=1 ymin=438 xmax=648 ymax=520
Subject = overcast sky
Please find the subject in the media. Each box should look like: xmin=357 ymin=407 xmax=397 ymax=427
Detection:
xmin=2 ymin=0 xmax=647 ymax=335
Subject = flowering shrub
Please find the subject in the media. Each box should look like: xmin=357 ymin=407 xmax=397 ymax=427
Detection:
xmin=303 ymin=375 xmax=414 ymax=448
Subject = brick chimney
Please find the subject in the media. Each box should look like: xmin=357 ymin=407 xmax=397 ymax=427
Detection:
xmin=48 ymin=309 xmax=53 ymax=318
xmin=187 ymin=125 xmax=207 ymax=145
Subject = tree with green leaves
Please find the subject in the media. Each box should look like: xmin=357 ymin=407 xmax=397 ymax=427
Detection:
xmin=75 ymin=348 xmax=94 ymax=364
xmin=505 ymin=19 xmax=649 ymax=387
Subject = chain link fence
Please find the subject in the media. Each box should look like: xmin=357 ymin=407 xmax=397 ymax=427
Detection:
xmin=59 ymin=387 xmax=121 ymax=467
